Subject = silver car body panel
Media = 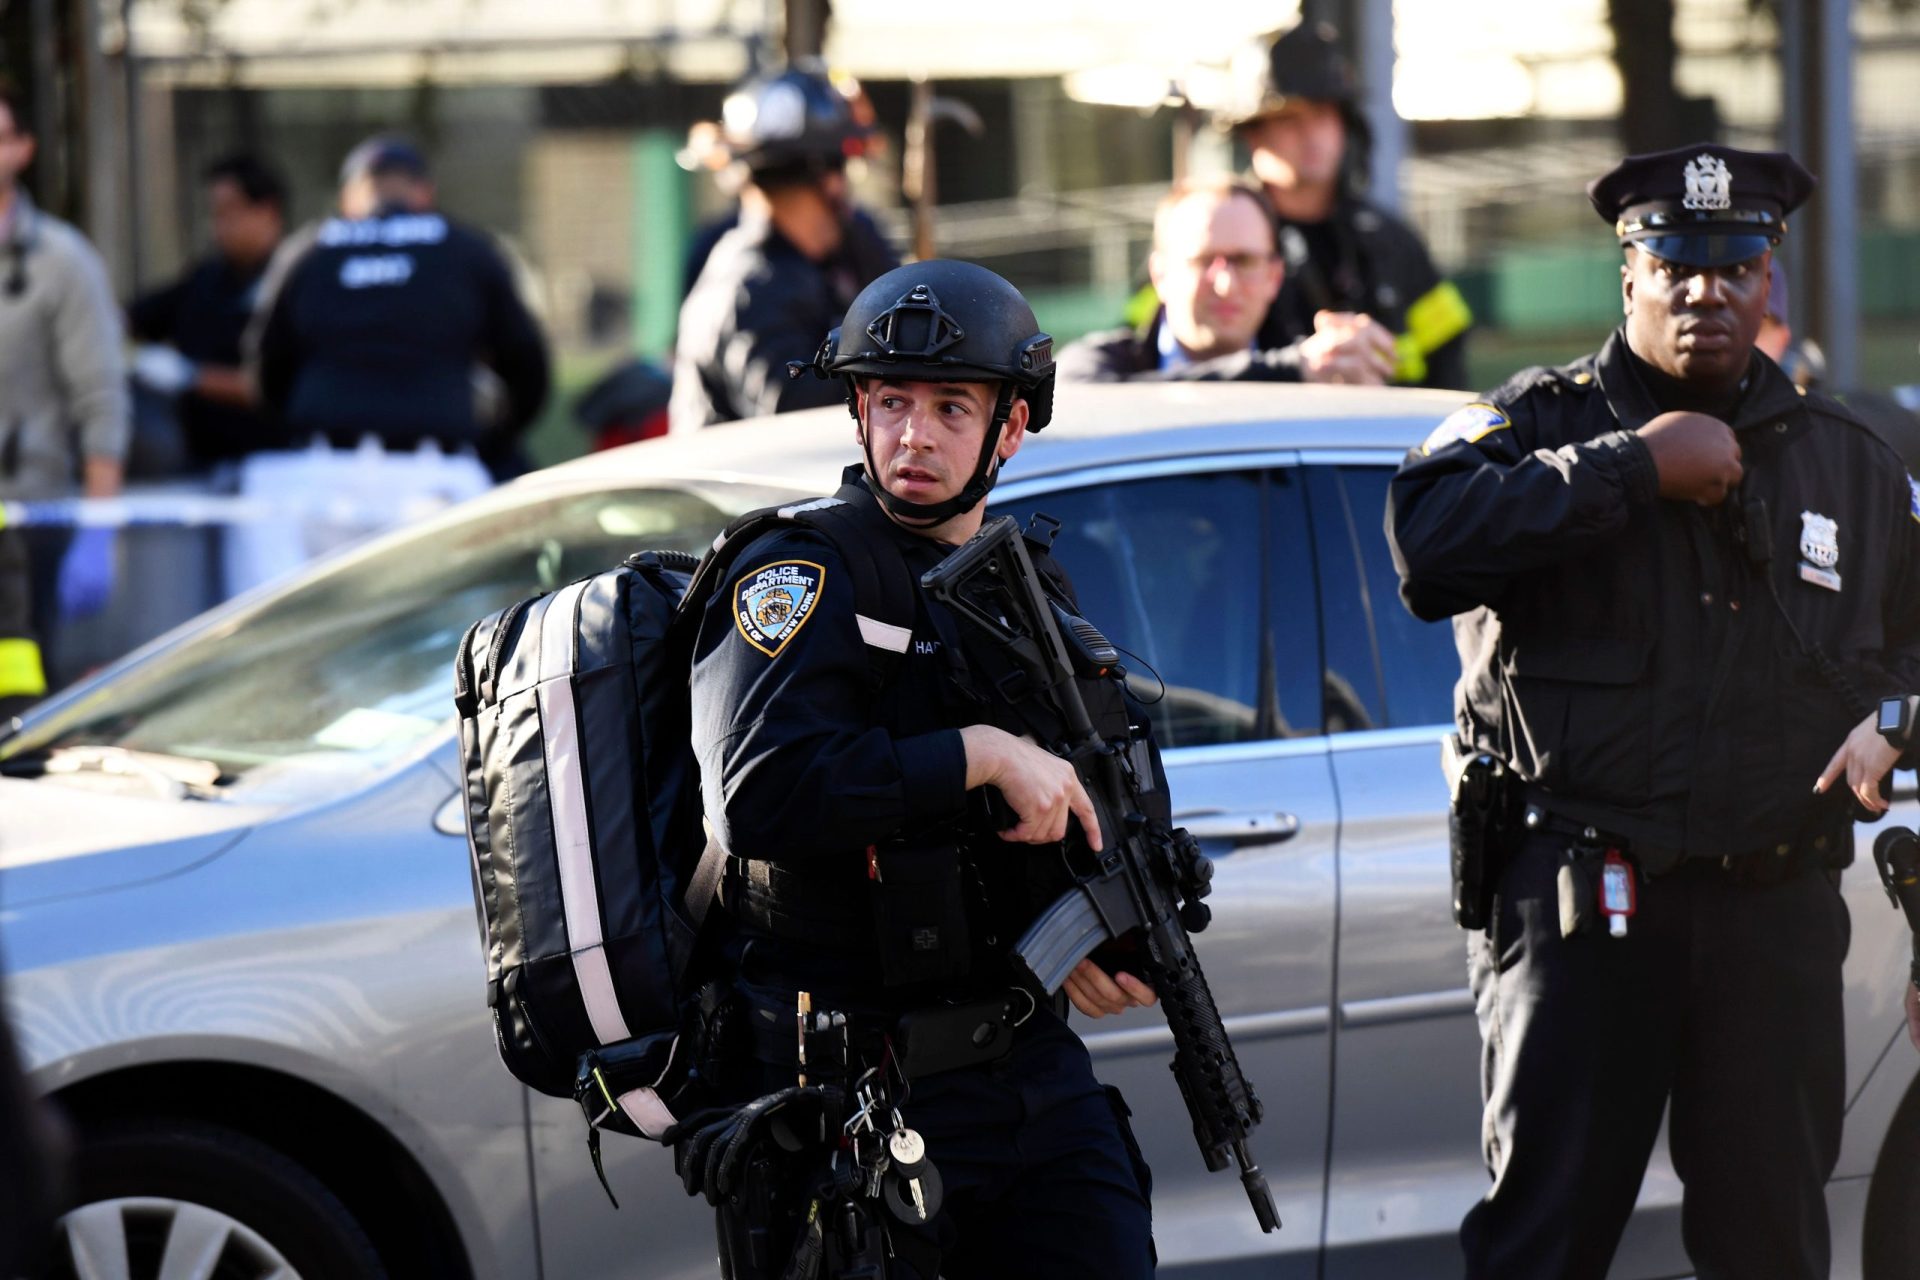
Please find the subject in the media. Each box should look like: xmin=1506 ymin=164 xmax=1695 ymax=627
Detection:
xmin=5 ymin=384 xmax=1916 ymax=1279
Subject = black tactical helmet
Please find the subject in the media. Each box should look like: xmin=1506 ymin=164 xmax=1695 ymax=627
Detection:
xmin=721 ymin=62 xmax=870 ymax=182
xmin=789 ymin=259 xmax=1056 ymax=523
xmin=1219 ymin=21 xmax=1357 ymax=131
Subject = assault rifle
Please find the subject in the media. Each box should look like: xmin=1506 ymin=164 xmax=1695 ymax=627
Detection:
xmin=923 ymin=514 xmax=1280 ymax=1234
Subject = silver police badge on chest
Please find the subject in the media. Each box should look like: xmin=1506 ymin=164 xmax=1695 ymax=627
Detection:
xmin=1798 ymin=510 xmax=1842 ymax=591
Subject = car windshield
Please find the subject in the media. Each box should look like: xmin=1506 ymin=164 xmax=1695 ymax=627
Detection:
xmin=1 ymin=480 xmax=801 ymax=797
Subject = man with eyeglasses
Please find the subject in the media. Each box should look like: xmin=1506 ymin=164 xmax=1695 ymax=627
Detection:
xmin=1058 ymin=174 xmax=1396 ymax=385
xmin=0 ymin=81 xmax=129 ymax=721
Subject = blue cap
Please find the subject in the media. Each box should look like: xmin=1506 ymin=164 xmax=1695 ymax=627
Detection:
xmin=1588 ymin=143 xmax=1814 ymax=267
xmin=339 ymin=135 xmax=430 ymax=187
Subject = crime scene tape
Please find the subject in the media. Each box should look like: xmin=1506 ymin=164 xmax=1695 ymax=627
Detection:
xmin=0 ymin=494 xmax=279 ymax=531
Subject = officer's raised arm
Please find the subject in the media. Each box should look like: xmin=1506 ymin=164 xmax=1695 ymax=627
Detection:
xmin=1386 ymin=382 xmax=1662 ymax=620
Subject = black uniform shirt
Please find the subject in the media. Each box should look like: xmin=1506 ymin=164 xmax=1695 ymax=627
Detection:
xmin=253 ymin=211 xmax=550 ymax=450
xmin=1389 ymin=327 xmax=1920 ymax=855
xmin=690 ymin=477 xmax=1158 ymax=1007
xmin=129 ymin=254 xmax=293 ymax=461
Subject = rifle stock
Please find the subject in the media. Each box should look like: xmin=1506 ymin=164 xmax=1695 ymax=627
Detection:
xmin=923 ymin=515 xmax=1280 ymax=1234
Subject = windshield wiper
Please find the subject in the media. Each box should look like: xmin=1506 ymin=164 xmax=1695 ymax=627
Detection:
xmin=2 ymin=745 xmax=229 ymax=800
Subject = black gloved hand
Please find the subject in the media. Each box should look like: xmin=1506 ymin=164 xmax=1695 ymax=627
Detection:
xmin=670 ymin=1086 xmax=837 ymax=1206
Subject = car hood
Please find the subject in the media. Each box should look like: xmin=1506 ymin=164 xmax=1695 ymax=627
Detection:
xmin=0 ymin=777 xmax=269 ymax=909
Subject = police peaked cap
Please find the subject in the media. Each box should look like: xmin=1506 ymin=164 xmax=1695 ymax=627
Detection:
xmin=807 ymin=259 xmax=1056 ymax=431
xmin=1221 ymin=21 xmax=1356 ymax=130
xmin=1588 ymin=143 xmax=1816 ymax=268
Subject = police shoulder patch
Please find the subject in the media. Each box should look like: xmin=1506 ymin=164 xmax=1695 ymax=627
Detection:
xmin=734 ymin=560 xmax=826 ymax=657
xmin=1420 ymin=402 xmax=1511 ymax=457
xmin=1908 ymin=474 xmax=1920 ymax=525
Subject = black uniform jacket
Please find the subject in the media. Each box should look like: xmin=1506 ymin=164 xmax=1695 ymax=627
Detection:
xmin=689 ymin=475 xmax=1163 ymax=1006
xmin=1258 ymin=193 xmax=1472 ymax=391
xmin=669 ymin=213 xmax=863 ymax=433
xmin=253 ymin=211 xmax=550 ymax=451
xmin=1056 ymin=307 xmax=1306 ymax=384
xmin=1388 ymin=328 xmax=1920 ymax=855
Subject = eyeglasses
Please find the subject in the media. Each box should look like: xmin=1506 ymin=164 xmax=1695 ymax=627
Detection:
xmin=1181 ymin=252 xmax=1273 ymax=276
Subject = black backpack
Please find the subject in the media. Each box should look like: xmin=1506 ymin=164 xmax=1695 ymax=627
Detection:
xmin=452 ymin=484 xmax=914 ymax=1138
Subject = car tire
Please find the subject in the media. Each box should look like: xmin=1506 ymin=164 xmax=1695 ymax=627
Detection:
xmin=47 ymin=1119 xmax=389 ymax=1280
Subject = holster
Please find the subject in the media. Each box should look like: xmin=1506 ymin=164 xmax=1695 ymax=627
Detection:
xmin=1442 ymin=734 xmax=1517 ymax=932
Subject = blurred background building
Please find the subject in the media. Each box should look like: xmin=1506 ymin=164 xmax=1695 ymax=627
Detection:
xmin=1 ymin=0 xmax=1916 ymax=459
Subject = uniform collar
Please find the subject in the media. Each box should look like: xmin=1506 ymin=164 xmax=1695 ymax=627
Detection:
xmin=837 ymin=466 xmax=945 ymax=551
xmin=1593 ymin=325 xmax=1804 ymax=434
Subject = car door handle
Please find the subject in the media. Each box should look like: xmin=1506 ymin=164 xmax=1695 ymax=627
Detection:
xmin=1175 ymin=808 xmax=1300 ymax=848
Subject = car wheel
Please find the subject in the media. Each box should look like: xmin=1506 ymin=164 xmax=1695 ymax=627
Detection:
xmin=45 ymin=1120 xmax=388 ymax=1280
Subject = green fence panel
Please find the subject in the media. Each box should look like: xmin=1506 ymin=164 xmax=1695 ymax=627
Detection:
xmin=631 ymin=131 xmax=690 ymax=361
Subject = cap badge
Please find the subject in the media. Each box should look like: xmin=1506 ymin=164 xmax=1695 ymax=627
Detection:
xmin=1683 ymin=153 xmax=1733 ymax=212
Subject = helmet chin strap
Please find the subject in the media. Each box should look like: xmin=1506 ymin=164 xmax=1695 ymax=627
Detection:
xmin=856 ymin=383 xmax=1015 ymax=527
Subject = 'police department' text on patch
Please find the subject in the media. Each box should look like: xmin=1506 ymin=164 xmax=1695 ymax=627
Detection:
xmin=734 ymin=560 xmax=826 ymax=657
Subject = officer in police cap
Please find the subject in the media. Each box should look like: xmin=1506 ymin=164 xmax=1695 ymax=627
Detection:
xmin=675 ymin=259 xmax=1158 ymax=1278
xmin=1388 ymin=144 xmax=1920 ymax=1279
xmin=1222 ymin=20 xmax=1473 ymax=388
xmin=671 ymin=63 xmax=898 ymax=433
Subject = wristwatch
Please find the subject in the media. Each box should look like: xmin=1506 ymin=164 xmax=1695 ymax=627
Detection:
xmin=1878 ymin=694 xmax=1919 ymax=746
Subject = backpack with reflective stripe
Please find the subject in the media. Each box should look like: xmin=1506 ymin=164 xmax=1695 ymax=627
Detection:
xmin=452 ymin=480 xmax=915 ymax=1126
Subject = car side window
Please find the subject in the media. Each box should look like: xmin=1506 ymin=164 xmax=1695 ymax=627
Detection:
xmin=1002 ymin=467 xmax=1321 ymax=747
xmin=1304 ymin=464 xmax=1456 ymax=731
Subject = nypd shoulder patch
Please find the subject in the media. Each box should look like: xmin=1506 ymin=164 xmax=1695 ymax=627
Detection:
xmin=1908 ymin=474 xmax=1920 ymax=525
xmin=1420 ymin=402 xmax=1511 ymax=457
xmin=735 ymin=560 xmax=825 ymax=657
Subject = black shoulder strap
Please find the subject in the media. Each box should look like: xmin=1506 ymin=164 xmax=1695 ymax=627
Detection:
xmin=679 ymin=488 xmax=918 ymax=694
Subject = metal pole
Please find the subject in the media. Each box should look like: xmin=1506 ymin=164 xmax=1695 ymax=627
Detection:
xmin=1354 ymin=0 xmax=1401 ymax=209
xmin=28 ymin=0 xmax=61 ymax=211
xmin=121 ymin=0 xmax=142 ymax=290
xmin=1818 ymin=0 xmax=1858 ymax=389
xmin=1777 ymin=0 xmax=1807 ymax=342
xmin=904 ymin=77 xmax=936 ymax=261
xmin=783 ymin=0 xmax=826 ymax=61
xmin=1812 ymin=0 xmax=1858 ymax=390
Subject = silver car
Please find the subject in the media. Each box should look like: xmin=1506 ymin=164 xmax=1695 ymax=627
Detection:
xmin=4 ymin=383 xmax=1917 ymax=1279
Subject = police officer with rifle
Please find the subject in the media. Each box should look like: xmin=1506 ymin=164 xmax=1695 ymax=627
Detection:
xmin=672 ymin=259 xmax=1275 ymax=1278
xmin=1389 ymin=144 xmax=1920 ymax=1280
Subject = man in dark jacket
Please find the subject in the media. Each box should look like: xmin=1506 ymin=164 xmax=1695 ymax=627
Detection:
xmin=128 ymin=153 xmax=292 ymax=466
xmin=671 ymin=63 xmax=896 ymax=432
xmin=1388 ymin=143 xmax=1920 ymax=1280
xmin=251 ymin=136 xmax=550 ymax=474
xmin=1223 ymin=21 xmax=1472 ymax=389
xmin=1059 ymin=174 xmax=1396 ymax=384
